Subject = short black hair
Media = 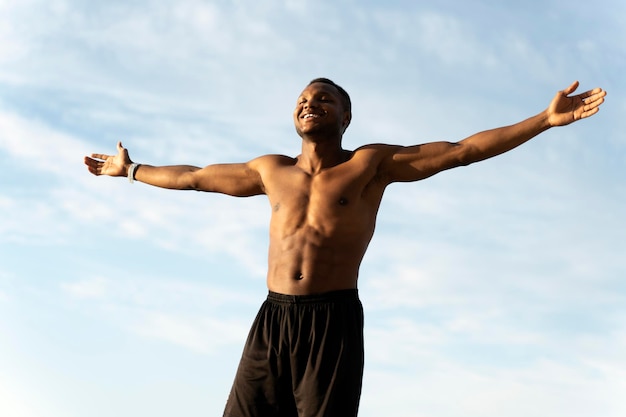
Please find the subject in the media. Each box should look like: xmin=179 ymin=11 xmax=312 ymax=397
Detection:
xmin=308 ymin=78 xmax=352 ymax=115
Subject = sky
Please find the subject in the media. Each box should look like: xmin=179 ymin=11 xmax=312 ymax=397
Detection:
xmin=0 ymin=0 xmax=624 ymax=416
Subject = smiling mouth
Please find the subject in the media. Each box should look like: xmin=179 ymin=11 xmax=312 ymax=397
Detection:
xmin=302 ymin=112 xmax=324 ymax=120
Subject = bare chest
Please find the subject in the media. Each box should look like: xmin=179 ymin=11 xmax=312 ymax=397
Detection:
xmin=265 ymin=164 xmax=382 ymax=239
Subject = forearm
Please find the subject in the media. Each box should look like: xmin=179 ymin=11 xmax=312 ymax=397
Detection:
xmin=129 ymin=161 xmax=265 ymax=196
xmin=459 ymin=110 xmax=551 ymax=164
xmin=129 ymin=163 xmax=201 ymax=190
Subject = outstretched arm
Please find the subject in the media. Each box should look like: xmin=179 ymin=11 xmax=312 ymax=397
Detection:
xmin=381 ymin=81 xmax=607 ymax=183
xmin=83 ymin=142 xmax=265 ymax=196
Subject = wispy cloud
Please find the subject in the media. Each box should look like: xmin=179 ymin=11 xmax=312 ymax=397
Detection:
xmin=0 ymin=1 xmax=623 ymax=416
xmin=60 ymin=275 xmax=262 ymax=354
xmin=130 ymin=311 xmax=250 ymax=354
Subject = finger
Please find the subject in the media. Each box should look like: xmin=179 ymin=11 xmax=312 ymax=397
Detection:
xmin=580 ymin=106 xmax=600 ymax=119
xmin=585 ymin=95 xmax=605 ymax=110
xmin=117 ymin=141 xmax=124 ymax=152
xmin=83 ymin=156 xmax=96 ymax=166
xmin=562 ymin=80 xmax=579 ymax=96
xmin=90 ymin=153 xmax=110 ymax=160
xmin=579 ymin=97 xmax=605 ymax=116
xmin=581 ymin=88 xmax=606 ymax=103
xmin=84 ymin=157 xmax=102 ymax=168
xmin=85 ymin=160 xmax=103 ymax=175
xmin=579 ymin=87 xmax=603 ymax=98
xmin=87 ymin=165 xmax=100 ymax=175
xmin=579 ymin=94 xmax=605 ymax=119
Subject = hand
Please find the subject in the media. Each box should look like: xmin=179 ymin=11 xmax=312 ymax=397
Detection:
xmin=84 ymin=141 xmax=133 ymax=177
xmin=547 ymin=81 xmax=606 ymax=127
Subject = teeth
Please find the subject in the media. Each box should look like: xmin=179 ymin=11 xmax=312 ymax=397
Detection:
xmin=303 ymin=113 xmax=320 ymax=119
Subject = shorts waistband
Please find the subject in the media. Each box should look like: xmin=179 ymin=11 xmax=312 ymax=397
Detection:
xmin=267 ymin=289 xmax=359 ymax=304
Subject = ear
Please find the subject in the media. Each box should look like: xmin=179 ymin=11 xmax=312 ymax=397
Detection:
xmin=342 ymin=111 xmax=352 ymax=129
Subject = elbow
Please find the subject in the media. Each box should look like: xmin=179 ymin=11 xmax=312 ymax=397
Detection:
xmin=179 ymin=170 xmax=202 ymax=190
xmin=454 ymin=144 xmax=477 ymax=167
xmin=456 ymin=155 xmax=474 ymax=167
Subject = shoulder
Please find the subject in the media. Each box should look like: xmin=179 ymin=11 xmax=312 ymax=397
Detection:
xmin=248 ymin=154 xmax=297 ymax=172
xmin=353 ymin=143 xmax=402 ymax=155
xmin=251 ymin=154 xmax=296 ymax=165
xmin=340 ymin=144 xmax=403 ymax=183
xmin=350 ymin=143 xmax=403 ymax=164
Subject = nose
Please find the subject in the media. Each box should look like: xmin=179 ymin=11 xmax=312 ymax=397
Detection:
xmin=304 ymin=99 xmax=320 ymax=110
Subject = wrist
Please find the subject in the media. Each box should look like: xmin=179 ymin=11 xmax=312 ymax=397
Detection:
xmin=127 ymin=163 xmax=140 ymax=183
xmin=539 ymin=109 xmax=553 ymax=130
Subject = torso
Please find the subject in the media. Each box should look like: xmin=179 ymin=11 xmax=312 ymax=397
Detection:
xmin=258 ymin=146 xmax=391 ymax=295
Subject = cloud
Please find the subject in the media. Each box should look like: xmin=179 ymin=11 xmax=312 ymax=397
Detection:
xmin=61 ymin=277 xmax=109 ymax=299
xmin=0 ymin=110 xmax=87 ymax=173
xmin=0 ymin=104 xmax=270 ymax=272
xmin=60 ymin=275 xmax=262 ymax=354
xmin=0 ymin=194 xmax=74 ymax=245
xmin=131 ymin=311 xmax=250 ymax=354
xmin=364 ymin=354 xmax=626 ymax=417
xmin=0 ymin=2 xmax=623 ymax=417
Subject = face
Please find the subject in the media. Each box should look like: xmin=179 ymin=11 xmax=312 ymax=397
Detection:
xmin=293 ymin=82 xmax=351 ymax=138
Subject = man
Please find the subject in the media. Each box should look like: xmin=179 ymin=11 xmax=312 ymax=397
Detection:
xmin=84 ymin=78 xmax=606 ymax=417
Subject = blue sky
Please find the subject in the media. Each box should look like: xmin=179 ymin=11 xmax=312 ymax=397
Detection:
xmin=0 ymin=0 xmax=624 ymax=416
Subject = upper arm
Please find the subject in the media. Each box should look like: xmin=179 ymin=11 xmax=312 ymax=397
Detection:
xmin=190 ymin=158 xmax=265 ymax=196
xmin=378 ymin=141 xmax=471 ymax=183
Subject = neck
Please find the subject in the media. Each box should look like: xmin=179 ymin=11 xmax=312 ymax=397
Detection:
xmin=297 ymin=137 xmax=347 ymax=174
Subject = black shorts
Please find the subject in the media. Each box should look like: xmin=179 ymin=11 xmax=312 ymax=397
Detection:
xmin=223 ymin=289 xmax=364 ymax=417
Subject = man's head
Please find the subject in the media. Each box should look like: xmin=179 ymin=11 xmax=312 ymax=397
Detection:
xmin=294 ymin=78 xmax=352 ymax=139
xmin=308 ymin=78 xmax=352 ymax=121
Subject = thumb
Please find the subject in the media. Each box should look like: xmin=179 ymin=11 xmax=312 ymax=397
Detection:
xmin=562 ymin=80 xmax=579 ymax=96
xmin=117 ymin=141 xmax=132 ymax=163
xmin=117 ymin=141 xmax=131 ymax=158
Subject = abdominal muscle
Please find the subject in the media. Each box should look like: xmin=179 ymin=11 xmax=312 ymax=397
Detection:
xmin=261 ymin=148 xmax=385 ymax=295
xmin=266 ymin=222 xmax=372 ymax=295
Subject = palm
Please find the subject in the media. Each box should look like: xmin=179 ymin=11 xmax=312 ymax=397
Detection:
xmin=84 ymin=141 xmax=132 ymax=177
xmin=100 ymin=153 xmax=126 ymax=176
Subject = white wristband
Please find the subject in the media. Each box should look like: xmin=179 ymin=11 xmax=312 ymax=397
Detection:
xmin=128 ymin=163 xmax=139 ymax=183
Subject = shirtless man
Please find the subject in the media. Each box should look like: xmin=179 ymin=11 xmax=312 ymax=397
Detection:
xmin=84 ymin=78 xmax=606 ymax=417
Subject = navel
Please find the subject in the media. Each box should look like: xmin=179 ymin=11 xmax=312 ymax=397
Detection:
xmin=294 ymin=272 xmax=304 ymax=281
